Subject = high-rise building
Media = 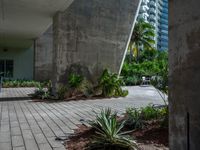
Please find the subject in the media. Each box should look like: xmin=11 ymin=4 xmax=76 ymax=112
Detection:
xmin=137 ymin=0 xmax=168 ymax=50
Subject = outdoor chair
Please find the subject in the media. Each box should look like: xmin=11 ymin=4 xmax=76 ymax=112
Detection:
xmin=141 ymin=76 xmax=151 ymax=86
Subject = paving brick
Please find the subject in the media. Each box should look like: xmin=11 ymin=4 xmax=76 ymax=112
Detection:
xmin=53 ymin=146 xmax=66 ymax=150
xmin=13 ymin=146 xmax=25 ymax=150
xmin=22 ymin=130 xmax=34 ymax=140
xmin=0 ymin=132 xmax=11 ymax=142
xmin=47 ymin=137 xmax=64 ymax=148
xmin=11 ymin=126 xmax=21 ymax=136
xmin=34 ymin=133 xmax=48 ymax=144
xmin=24 ymin=139 xmax=39 ymax=150
xmin=12 ymin=135 xmax=24 ymax=147
xmin=39 ymin=143 xmax=53 ymax=150
xmin=0 ymin=142 xmax=12 ymax=150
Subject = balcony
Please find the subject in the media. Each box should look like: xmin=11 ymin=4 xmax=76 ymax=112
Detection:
xmin=142 ymin=0 xmax=150 ymax=5
xmin=140 ymin=5 xmax=149 ymax=13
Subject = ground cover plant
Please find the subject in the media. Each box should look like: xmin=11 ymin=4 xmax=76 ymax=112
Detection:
xmin=32 ymin=81 xmax=52 ymax=100
xmin=125 ymin=105 xmax=168 ymax=129
xmin=56 ymin=69 xmax=128 ymax=100
xmin=2 ymin=79 xmax=42 ymax=88
xmin=33 ymin=69 xmax=128 ymax=101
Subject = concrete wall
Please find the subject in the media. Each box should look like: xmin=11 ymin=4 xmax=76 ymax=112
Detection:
xmin=169 ymin=0 xmax=200 ymax=149
xmin=52 ymin=0 xmax=141 ymax=88
xmin=0 ymin=47 xmax=34 ymax=79
xmin=34 ymin=26 xmax=53 ymax=81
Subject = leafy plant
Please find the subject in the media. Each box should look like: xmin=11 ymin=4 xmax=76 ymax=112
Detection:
xmin=88 ymin=108 xmax=138 ymax=150
xmin=68 ymin=73 xmax=83 ymax=88
xmin=57 ymin=85 xmax=68 ymax=100
xmin=2 ymin=79 xmax=41 ymax=88
xmin=125 ymin=108 xmax=144 ymax=129
xmin=125 ymin=105 xmax=168 ymax=129
xmin=129 ymin=19 xmax=155 ymax=62
xmin=98 ymin=69 xmax=128 ymax=97
xmin=140 ymin=105 xmax=161 ymax=120
xmin=33 ymin=83 xmax=50 ymax=100
xmin=121 ymin=50 xmax=168 ymax=86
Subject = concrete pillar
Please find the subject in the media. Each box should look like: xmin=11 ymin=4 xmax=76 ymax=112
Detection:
xmin=34 ymin=26 xmax=53 ymax=81
xmin=52 ymin=0 xmax=141 ymax=89
xmin=169 ymin=0 xmax=200 ymax=149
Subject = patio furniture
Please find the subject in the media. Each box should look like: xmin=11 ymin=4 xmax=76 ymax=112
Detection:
xmin=141 ymin=76 xmax=151 ymax=85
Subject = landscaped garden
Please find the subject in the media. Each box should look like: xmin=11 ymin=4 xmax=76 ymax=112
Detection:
xmin=66 ymin=105 xmax=168 ymax=150
xmin=0 ymin=19 xmax=169 ymax=150
xmin=63 ymin=20 xmax=169 ymax=150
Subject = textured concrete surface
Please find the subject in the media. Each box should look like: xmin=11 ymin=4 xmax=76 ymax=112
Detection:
xmin=0 ymin=86 xmax=165 ymax=150
xmin=169 ymin=0 xmax=200 ymax=149
xmin=52 ymin=0 xmax=141 ymax=90
xmin=34 ymin=26 xmax=53 ymax=81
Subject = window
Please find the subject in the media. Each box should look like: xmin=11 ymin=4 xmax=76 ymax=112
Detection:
xmin=0 ymin=60 xmax=14 ymax=78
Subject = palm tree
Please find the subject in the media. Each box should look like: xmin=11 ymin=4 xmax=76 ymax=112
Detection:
xmin=129 ymin=19 xmax=155 ymax=63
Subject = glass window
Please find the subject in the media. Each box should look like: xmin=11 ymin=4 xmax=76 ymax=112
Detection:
xmin=0 ymin=60 xmax=14 ymax=78
xmin=0 ymin=60 xmax=4 ymax=77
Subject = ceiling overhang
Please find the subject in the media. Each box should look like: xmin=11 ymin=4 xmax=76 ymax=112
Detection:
xmin=0 ymin=0 xmax=73 ymax=49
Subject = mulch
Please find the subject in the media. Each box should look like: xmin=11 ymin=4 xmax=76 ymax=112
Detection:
xmin=66 ymin=122 xmax=168 ymax=150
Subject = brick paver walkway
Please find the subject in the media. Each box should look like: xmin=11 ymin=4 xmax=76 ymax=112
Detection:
xmin=0 ymin=88 xmax=35 ymax=100
xmin=0 ymin=86 xmax=165 ymax=150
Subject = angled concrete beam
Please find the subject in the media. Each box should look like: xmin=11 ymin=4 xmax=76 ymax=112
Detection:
xmin=52 ymin=0 xmax=141 ymax=89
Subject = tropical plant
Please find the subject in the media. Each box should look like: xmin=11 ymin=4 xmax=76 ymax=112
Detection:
xmin=121 ymin=50 xmax=168 ymax=86
xmin=33 ymin=83 xmax=50 ymax=100
xmin=98 ymin=69 xmax=128 ymax=97
xmin=125 ymin=108 xmax=144 ymax=129
xmin=88 ymin=108 xmax=138 ymax=150
xmin=57 ymin=85 xmax=68 ymax=100
xmin=140 ymin=104 xmax=162 ymax=121
xmin=125 ymin=105 xmax=168 ymax=129
xmin=68 ymin=73 xmax=83 ymax=88
xmin=129 ymin=19 xmax=155 ymax=62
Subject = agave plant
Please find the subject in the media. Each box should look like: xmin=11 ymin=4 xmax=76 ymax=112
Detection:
xmin=125 ymin=108 xmax=144 ymax=129
xmin=88 ymin=108 xmax=138 ymax=150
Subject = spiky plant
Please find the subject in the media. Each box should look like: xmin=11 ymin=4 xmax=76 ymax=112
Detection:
xmin=88 ymin=108 xmax=138 ymax=150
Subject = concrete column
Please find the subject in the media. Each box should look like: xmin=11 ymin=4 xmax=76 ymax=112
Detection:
xmin=34 ymin=26 xmax=53 ymax=81
xmin=169 ymin=0 xmax=200 ymax=149
xmin=52 ymin=0 xmax=141 ymax=89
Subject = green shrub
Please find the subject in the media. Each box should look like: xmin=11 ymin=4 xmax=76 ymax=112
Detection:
xmin=124 ymin=76 xmax=141 ymax=86
xmin=125 ymin=105 xmax=168 ymax=129
xmin=98 ymin=69 xmax=128 ymax=97
xmin=121 ymin=50 xmax=168 ymax=86
xmin=68 ymin=73 xmax=83 ymax=88
xmin=2 ymin=79 xmax=41 ymax=88
xmin=88 ymin=108 xmax=138 ymax=150
xmin=57 ymin=85 xmax=68 ymax=100
xmin=125 ymin=108 xmax=144 ymax=129
xmin=140 ymin=105 xmax=161 ymax=120
xmin=33 ymin=83 xmax=50 ymax=100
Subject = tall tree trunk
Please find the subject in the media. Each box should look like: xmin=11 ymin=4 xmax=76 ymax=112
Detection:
xmin=129 ymin=44 xmax=133 ymax=63
xmin=136 ymin=44 xmax=140 ymax=63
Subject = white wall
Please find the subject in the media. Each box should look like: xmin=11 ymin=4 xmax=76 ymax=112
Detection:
xmin=0 ymin=47 xmax=34 ymax=79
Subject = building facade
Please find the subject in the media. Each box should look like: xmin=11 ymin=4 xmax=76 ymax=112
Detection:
xmin=0 ymin=0 xmax=141 ymax=82
xmin=137 ymin=0 xmax=168 ymax=50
